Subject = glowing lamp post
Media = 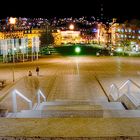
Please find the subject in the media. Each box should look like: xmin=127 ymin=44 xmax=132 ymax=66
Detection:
xmin=9 ymin=17 xmax=16 ymax=24
xmin=9 ymin=17 xmax=16 ymax=31
xmin=69 ymin=24 xmax=74 ymax=30
xmin=9 ymin=17 xmax=16 ymax=82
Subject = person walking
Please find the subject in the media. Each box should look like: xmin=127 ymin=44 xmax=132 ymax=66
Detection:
xmin=36 ymin=66 xmax=39 ymax=76
xmin=28 ymin=71 xmax=32 ymax=76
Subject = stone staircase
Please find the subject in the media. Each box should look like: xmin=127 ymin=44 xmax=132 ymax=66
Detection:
xmin=5 ymin=99 xmax=140 ymax=118
xmin=109 ymin=79 xmax=140 ymax=110
xmin=6 ymin=99 xmax=129 ymax=118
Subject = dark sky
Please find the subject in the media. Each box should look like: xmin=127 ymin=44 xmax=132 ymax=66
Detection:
xmin=0 ymin=0 xmax=139 ymax=21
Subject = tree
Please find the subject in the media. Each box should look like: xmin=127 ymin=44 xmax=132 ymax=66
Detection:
xmin=121 ymin=39 xmax=131 ymax=52
xmin=40 ymin=25 xmax=54 ymax=47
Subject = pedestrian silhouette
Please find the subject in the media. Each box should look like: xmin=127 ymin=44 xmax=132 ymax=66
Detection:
xmin=36 ymin=66 xmax=39 ymax=76
xmin=28 ymin=71 xmax=32 ymax=76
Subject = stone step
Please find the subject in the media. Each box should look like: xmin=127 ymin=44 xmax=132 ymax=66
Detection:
xmin=35 ymin=100 xmax=125 ymax=110
xmin=8 ymin=106 xmax=103 ymax=118
xmin=7 ymin=109 xmax=140 ymax=118
xmin=104 ymin=110 xmax=140 ymax=118
xmin=7 ymin=110 xmax=42 ymax=118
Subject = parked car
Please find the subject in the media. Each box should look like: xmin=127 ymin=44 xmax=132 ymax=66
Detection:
xmin=96 ymin=49 xmax=113 ymax=56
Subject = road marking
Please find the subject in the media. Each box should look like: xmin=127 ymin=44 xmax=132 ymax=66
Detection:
xmin=76 ymin=58 xmax=80 ymax=76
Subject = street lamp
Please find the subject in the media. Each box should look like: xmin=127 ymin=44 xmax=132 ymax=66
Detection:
xmin=9 ymin=17 xmax=16 ymax=24
xmin=69 ymin=24 xmax=74 ymax=30
xmin=9 ymin=17 xmax=16 ymax=82
xmin=9 ymin=17 xmax=16 ymax=31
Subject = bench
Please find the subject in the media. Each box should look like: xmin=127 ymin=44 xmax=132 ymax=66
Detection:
xmin=0 ymin=80 xmax=6 ymax=87
xmin=0 ymin=109 xmax=8 ymax=117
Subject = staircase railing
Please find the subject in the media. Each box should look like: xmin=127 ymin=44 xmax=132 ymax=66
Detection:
xmin=12 ymin=89 xmax=32 ymax=113
xmin=109 ymin=79 xmax=140 ymax=101
xmin=37 ymin=89 xmax=46 ymax=104
xmin=109 ymin=83 xmax=119 ymax=100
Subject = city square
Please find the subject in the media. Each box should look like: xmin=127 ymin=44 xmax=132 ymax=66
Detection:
xmin=0 ymin=55 xmax=140 ymax=139
xmin=0 ymin=0 xmax=140 ymax=139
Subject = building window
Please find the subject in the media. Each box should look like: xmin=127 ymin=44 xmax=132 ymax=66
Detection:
xmin=138 ymin=30 xmax=140 ymax=34
xmin=132 ymin=36 xmax=135 ymax=38
xmin=125 ymin=29 xmax=127 ymax=32
xmin=138 ymin=36 xmax=140 ymax=39
xmin=118 ymin=29 xmax=121 ymax=32
xmin=121 ymin=34 xmax=123 ymax=38
xmin=121 ymin=29 xmax=124 ymax=32
xmin=129 ymin=29 xmax=131 ymax=32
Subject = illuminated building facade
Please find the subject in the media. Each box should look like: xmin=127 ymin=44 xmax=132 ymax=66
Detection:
xmin=53 ymin=30 xmax=82 ymax=45
xmin=52 ymin=32 xmax=62 ymax=46
xmin=95 ymin=23 xmax=108 ymax=46
xmin=109 ymin=20 xmax=140 ymax=51
xmin=24 ymin=28 xmax=45 ymax=47
xmin=0 ymin=28 xmax=43 ymax=62
xmin=61 ymin=30 xmax=81 ymax=44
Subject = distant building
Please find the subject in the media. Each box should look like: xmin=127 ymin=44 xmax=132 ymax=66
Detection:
xmin=109 ymin=19 xmax=140 ymax=51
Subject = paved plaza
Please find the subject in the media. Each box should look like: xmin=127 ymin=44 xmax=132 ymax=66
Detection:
xmin=1 ymin=55 xmax=140 ymax=138
xmin=1 ymin=55 xmax=140 ymax=111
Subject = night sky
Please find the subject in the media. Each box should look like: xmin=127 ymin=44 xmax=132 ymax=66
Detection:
xmin=0 ymin=0 xmax=139 ymax=21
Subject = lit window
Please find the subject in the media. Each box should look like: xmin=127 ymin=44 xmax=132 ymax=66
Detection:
xmin=129 ymin=36 xmax=131 ymax=38
xmin=121 ymin=35 xmax=123 ymax=38
xmin=118 ymin=29 xmax=121 ymax=32
xmin=133 ymin=30 xmax=135 ymax=33
xmin=129 ymin=29 xmax=131 ymax=32
xmin=132 ymin=36 xmax=135 ymax=38
xmin=138 ymin=36 xmax=140 ymax=39
xmin=125 ymin=35 xmax=127 ymax=38
xmin=125 ymin=29 xmax=127 ymax=32
xmin=121 ymin=29 xmax=124 ymax=32
xmin=138 ymin=30 xmax=140 ymax=33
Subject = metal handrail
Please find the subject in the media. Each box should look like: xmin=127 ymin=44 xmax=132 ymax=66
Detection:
xmin=110 ymin=83 xmax=120 ymax=99
xmin=129 ymin=79 xmax=140 ymax=89
xmin=119 ymin=79 xmax=130 ymax=90
xmin=37 ymin=89 xmax=46 ymax=104
xmin=12 ymin=89 xmax=32 ymax=113
xmin=109 ymin=79 xmax=140 ymax=101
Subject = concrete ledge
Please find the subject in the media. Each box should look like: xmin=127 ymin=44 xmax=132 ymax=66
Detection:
xmin=0 ymin=118 xmax=140 ymax=138
xmin=42 ymin=105 xmax=103 ymax=117
xmin=118 ymin=94 xmax=138 ymax=109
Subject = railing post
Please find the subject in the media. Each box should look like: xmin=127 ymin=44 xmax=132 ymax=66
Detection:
xmin=37 ymin=89 xmax=46 ymax=104
xmin=116 ymin=86 xmax=119 ymax=99
xmin=37 ymin=92 xmax=41 ymax=104
xmin=12 ymin=91 xmax=17 ymax=113
xmin=12 ymin=89 xmax=32 ymax=113
xmin=127 ymin=80 xmax=131 ymax=94
xmin=110 ymin=84 xmax=120 ymax=101
xmin=29 ymin=102 xmax=32 ymax=110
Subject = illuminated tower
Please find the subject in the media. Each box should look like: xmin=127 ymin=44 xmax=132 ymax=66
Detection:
xmin=97 ymin=0 xmax=104 ymax=22
xmin=100 ymin=3 xmax=104 ymax=21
